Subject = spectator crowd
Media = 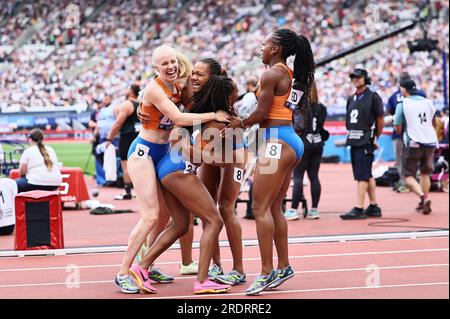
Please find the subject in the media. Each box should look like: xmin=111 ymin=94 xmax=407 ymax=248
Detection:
xmin=0 ymin=0 xmax=448 ymax=115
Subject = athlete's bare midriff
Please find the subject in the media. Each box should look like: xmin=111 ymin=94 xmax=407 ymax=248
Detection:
xmin=138 ymin=128 xmax=172 ymax=144
xmin=260 ymin=118 xmax=292 ymax=128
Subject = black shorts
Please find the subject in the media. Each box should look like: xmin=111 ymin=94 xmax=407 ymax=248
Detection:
xmin=402 ymin=146 xmax=435 ymax=177
xmin=350 ymin=145 xmax=374 ymax=181
xmin=119 ymin=132 xmax=139 ymax=161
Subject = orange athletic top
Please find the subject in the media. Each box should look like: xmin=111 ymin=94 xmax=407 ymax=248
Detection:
xmin=256 ymin=63 xmax=293 ymax=121
xmin=141 ymin=77 xmax=182 ymax=131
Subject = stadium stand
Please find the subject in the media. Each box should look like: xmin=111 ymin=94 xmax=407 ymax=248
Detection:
xmin=0 ymin=0 xmax=448 ymax=118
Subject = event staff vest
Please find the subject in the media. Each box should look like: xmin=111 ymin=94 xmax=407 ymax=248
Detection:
xmin=120 ymin=100 xmax=140 ymax=136
xmin=403 ymin=97 xmax=438 ymax=146
xmin=346 ymin=89 xmax=377 ymax=147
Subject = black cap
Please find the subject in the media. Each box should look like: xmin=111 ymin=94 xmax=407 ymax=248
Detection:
xmin=349 ymin=68 xmax=368 ymax=79
xmin=399 ymin=79 xmax=417 ymax=94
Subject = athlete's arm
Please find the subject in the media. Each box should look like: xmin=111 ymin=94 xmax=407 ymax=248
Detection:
xmin=229 ymin=70 xmax=277 ymax=129
xmin=180 ymin=76 xmax=194 ymax=110
xmin=144 ymin=82 xmax=229 ymax=126
xmin=106 ymin=101 xmax=132 ymax=142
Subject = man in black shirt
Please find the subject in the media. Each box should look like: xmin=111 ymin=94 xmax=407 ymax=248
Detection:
xmin=341 ymin=69 xmax=385 ymax=220
xmin=106 ymin=84 xmax=141 ymax=200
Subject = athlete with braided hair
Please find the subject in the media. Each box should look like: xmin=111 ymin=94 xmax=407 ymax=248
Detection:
xmin=138 ymin=58 xmax=247 ymax=285
xmin=227 ymin=29 xmax=315 ymax=295
xmin=190 ymin=63 xmax=247 ymax=285
xmin=132 ymin=74 xmax=242 ymax=294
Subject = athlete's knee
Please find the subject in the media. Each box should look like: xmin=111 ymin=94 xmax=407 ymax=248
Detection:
xmin=206 ymin=214 xmax=223 ymax=232
xmin=251 ymin=198 xmax=270 ymax=217
xmin=218 ymin=200 xmax=236 ymax=216
xmin=172 ymin=222 xmax=190 ymax=238
xmin=141 ymin=214 xmax=159 ymax=229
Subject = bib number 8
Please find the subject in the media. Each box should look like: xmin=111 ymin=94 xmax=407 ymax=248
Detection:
xmin=265 ymin=143 xmax=282 ymax=159
xmin=234 ymin=167 xmax=244 ymax=184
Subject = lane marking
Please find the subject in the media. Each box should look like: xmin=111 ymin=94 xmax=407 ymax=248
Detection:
xmin=0 ymin=230 xmax=447 ymax=258
xmin=0 ymin=248 xmax=447 ymax=272
xmin=139 ymin=282 xmax=450 ymax=299
xmin=0 ymin=236 xmax=448 ymax=260
xmin=0 ymin=263 xmax=448 ymax=288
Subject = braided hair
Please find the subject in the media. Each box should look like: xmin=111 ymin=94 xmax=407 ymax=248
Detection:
xmin=272 ymin=29 xmax=315 ymax=131
xmin=190 ymin=75 xmax=237 ymax=117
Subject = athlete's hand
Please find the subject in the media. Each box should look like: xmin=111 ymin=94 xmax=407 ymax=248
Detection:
xmin=137 ymin=104 xmax=151 ymax=125
xmin=215 ymin=110 xmax=231 ymax=123
xmin=220 ymin=116 xmax=242 ymax=137
xmin=228 ymin=116 xmax=243 ymax=129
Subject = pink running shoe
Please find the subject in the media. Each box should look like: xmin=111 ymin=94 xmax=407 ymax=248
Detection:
xmin=129 ymin=264 xmax=157 ymax=294
xmin=194 ymin=279 xmax=231 ymax=294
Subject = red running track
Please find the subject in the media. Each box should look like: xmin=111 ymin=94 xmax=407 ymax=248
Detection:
xmin=0 ymin=237 xmax=447 ymax=299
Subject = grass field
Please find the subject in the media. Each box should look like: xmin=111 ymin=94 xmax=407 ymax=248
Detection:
xmin=1 ymin=141 xmax=95 ymax=176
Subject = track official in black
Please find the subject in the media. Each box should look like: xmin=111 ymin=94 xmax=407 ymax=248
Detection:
xmin=341 ymin=69 xmax=384 ymax=220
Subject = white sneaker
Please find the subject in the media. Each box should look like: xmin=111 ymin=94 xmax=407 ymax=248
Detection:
xmin=180 ymin=262 xmax=199 ymax=275
xmin=283 ymin=209 xmax=299 ymax=221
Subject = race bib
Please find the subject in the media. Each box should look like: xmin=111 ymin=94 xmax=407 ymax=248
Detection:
xmin=265 ymin=142 xmax=282 ymax=159
xmin=285 ymin=82 xmax=304 ymax=111
xmin=159 ymin=115 xmax=174 ymax=130
xmin=184 ymin=161 xmax=198 ymax=174
xmin=134 ymin=143 xmax=149 ymax=159
xmin=234 ymin=167 xmax=244 ymax=184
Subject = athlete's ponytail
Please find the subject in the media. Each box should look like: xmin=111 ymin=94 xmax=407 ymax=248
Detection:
xmin=273 ymin=29 xmax=315 ymax=132
xmin=28 ymin=129 xmax=53 ymax=171
xmin=177 ymin=52 xmax=193 ymax=79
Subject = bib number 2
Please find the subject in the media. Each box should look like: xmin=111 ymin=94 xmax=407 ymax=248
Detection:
xmin=184 ymin=161 xmax=198 ymax=174
xmin=350 ymin=109 xmax=359 ymax=124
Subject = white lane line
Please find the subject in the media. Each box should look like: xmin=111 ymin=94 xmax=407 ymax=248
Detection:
xmin=0 ymin=248 xmax=447 ymax=273
xmin=139 ymin=282 xmax=450 ymax=299
xmin=0 ymin=236 xmax=448 ymax=260
xmin=0 ymin=230 xmax=447 ymax=258
xmin=0 ymin=263 xmax=447 ymax=288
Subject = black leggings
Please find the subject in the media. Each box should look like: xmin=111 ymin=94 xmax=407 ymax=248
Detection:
xmin=0 ymin=225 xmax=14 ymax=236
xmin=292 ymin=146 xmax=323 ymax=209
xmin=15 ymin=178 xmax=59 ymax=193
